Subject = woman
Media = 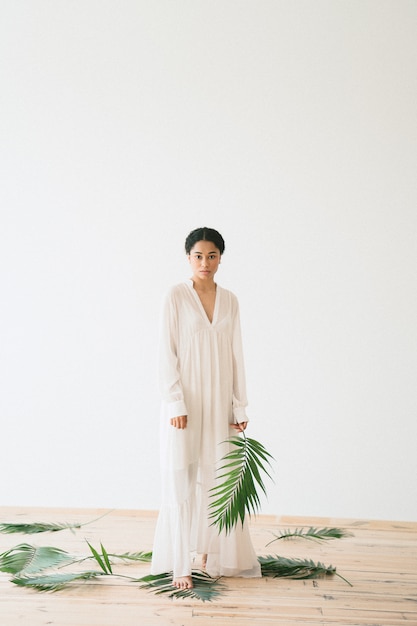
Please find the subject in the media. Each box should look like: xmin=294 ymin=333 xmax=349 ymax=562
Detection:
xmin=151 ymin=227 xmax=261 ymax=589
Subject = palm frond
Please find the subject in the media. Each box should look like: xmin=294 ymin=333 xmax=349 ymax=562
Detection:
xmin=259 ymin=555 xmax=352 ymax=586
xmin=0 ymin=544 xmax=72 ymax=575
xmin=0 ymin=522 xmax=82 ymax=535
xmin=209 ymin=433 xmax=274 ymax=534
xmin=12 ymin=571 xmax=103 ymax=592
xmin=86 ymin=541 xmax=112 ymax=575
xmin=77 ymin=549 xmax=153 ymax=567
xmin=138 ymin=570 xmax=225 ymax=602
xmin=266 ymin=527 xmax=353 ymax=546
xmin=0 ymin=511 xmax=112 ymax=535
xmin=108 ymin=550 xmax=153 ymax=563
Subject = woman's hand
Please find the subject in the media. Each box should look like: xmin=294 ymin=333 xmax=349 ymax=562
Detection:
xmin=170 ymin=415 xmax=188 ymax=429
xmin=231 ymin=421 xmax=247 ymax=432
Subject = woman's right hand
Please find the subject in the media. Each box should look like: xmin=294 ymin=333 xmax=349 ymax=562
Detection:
xmin=170 ymin=415 xmax=188 ymax=429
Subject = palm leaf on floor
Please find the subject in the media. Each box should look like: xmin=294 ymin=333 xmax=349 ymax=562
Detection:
xmin=76 ymin=549 xmax=153 ymax=566
xmin=0 ymin=544 xmax=72 ymax=575
xmin=0 ymin=511 xmax=112 ymax=535
xmin=0 ymin=542 xmax=152 ymax=577
xmin=105 ymin=550 xmax=153 ymax=563
xmin=259 ymin=555 xmax=352 ymax=586
xmin=86 ymin=541 xmax=113 ymax=574
xmin=266 ymin=527 xmax=353 ymax=546
xmin=2 ymin=541 xmax=151 ymax=593
xmin=209 ymin=432 xmax=274 ymax=534
xmin=0 ymin=522 xmax=83 ymax=534
xmin=138 ymin=570 xmax=225 ymax=602
xmin=12 ymin=571 xmax=104 ymax=592
xmin=78 ymin=541 xmax=153 ymax=571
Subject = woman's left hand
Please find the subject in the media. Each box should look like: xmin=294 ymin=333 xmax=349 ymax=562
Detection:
xmin=232 ymin=421 xmax=247 ymax=432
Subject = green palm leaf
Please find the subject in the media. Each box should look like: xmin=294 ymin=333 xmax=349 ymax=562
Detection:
xmin=107 ymin=550 xmax=153 ymax=563
xmin=0 ymin=522 xmax=83 ymax=534
xmin=0 ymin=544 xmax=72 ymax=575
xmin=86 ymin=541 xmax=113 ymax=575
xmin=259 ymin=555 xmax=352 ymax=586
xmin=266 ymin=527 xmax=353 ymax=546
xmin=12 ymin=571 xmax=103 ymax=592
xmin=138 ymin=570 xmax=225 ymax=602
xmin=77 ymin=549 xmax=153 ymax=566
xmin=0 ymin=512 xmax=111 ymax=535
xmin=209 ymin=432 xmax=274 ymax=534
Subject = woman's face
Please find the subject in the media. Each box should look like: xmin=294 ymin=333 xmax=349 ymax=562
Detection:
xmin=188 ymin=240 xmax=221 ymax=282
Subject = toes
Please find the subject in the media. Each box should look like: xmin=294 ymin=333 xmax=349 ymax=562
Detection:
xmin=173 ymin=576 xmax=193 ymax=590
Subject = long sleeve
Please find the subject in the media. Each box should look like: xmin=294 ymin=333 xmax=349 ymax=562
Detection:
xmin=231 ymin=298 xmax=249 ymax=423
xmin=158 ymin=291 xmax=188 ymax=419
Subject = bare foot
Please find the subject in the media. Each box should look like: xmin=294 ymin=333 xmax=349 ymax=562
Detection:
xmin=173 ymin=575 xmax=193 ymax=589
xmin=202 ymin=554 xmax=207 ymax=570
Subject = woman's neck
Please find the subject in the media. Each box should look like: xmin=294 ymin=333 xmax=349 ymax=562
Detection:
xmin=191 ymin=277 xmax=216 ymax=293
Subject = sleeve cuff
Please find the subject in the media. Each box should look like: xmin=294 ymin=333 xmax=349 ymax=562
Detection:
xmin=233 ymin=406 xmax=248 ymax=423
xmin=166 ymin=400 xmax=188 ymax=419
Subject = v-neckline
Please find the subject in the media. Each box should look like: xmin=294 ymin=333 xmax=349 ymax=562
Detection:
xmin=187 ymin=280 xmax=219 ymax=326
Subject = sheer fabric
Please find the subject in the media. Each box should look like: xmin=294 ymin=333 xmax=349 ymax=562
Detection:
xmin=151 ymin=281 xmax=261 ymax=578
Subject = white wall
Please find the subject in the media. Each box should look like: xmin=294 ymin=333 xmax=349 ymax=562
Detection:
xmin=1 ymin=1 xmax=416 ymax=521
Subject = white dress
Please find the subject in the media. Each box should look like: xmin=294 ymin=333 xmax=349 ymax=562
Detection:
xmin=151 ymin=280 xmax=261 ymax=579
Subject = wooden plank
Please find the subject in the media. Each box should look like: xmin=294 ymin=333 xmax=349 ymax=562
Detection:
xmin=1 ymin=507 xmax=416 ymax=626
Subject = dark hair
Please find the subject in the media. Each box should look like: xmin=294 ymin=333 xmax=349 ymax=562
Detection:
xmin=185 ymin=227 xmax=225 ymax=255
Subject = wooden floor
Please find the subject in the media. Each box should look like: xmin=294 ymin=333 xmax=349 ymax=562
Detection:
xmin=1 ymin=507 xmax=416 ymax=625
